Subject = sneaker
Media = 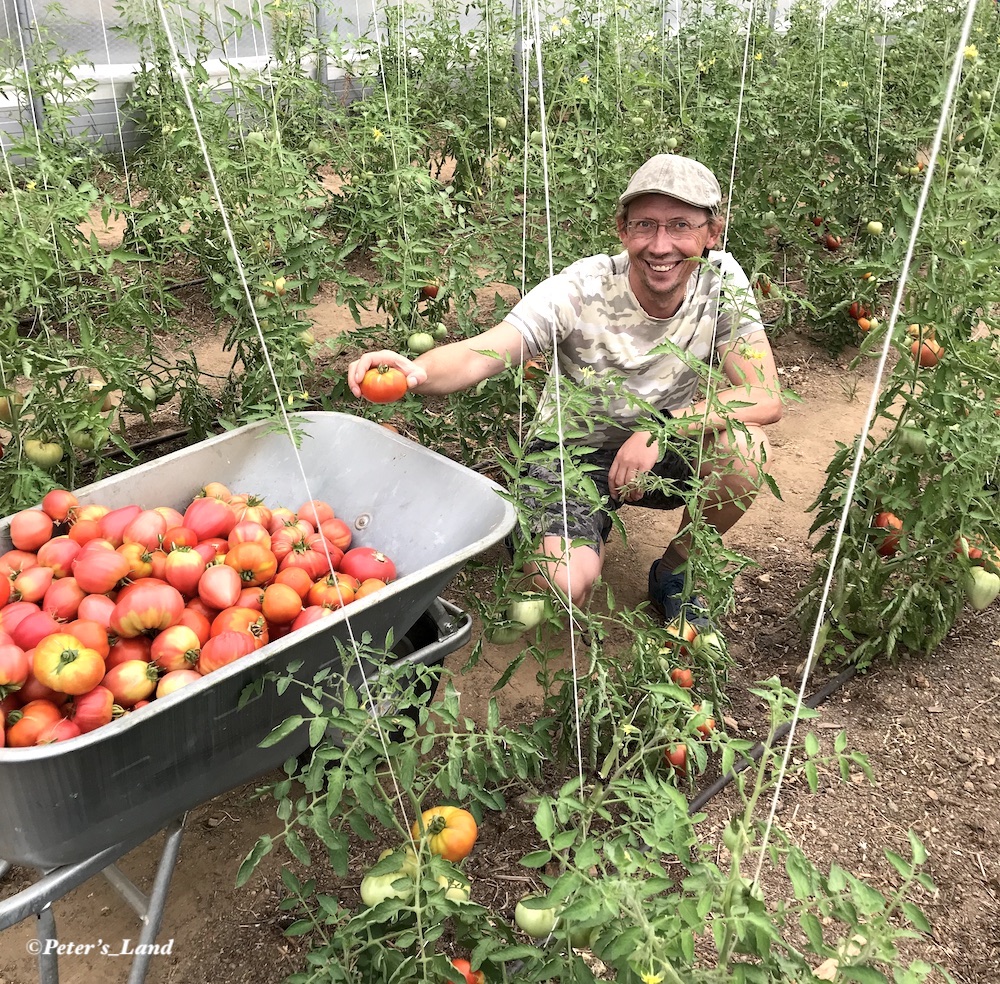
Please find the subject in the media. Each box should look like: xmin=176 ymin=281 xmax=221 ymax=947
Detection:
xmin=647 ymin=560 xmax=712 ymax=628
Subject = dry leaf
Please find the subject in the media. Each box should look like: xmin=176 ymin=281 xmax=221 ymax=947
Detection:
xmin=926 ymin=705 xmax=944 ymax=713
xmin=813 ymin=957 xmax=839 ymax=980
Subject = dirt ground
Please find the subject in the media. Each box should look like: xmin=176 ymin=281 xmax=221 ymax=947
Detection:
xmin=0 ymin=234 xmax=998 ymax=984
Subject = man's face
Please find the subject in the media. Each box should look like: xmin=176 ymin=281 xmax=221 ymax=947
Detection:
xmin=616 ymin=193 xmax=722 ymax=318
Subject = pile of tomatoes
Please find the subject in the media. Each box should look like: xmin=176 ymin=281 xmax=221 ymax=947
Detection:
xmin=0 ymin=483 xmax=399 ymax=747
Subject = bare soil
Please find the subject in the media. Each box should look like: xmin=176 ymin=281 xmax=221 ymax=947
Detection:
xmin=0 ymin=227 xmax=998 ymax=984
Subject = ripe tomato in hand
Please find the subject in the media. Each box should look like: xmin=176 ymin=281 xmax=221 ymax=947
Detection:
xmin=360 ymin=365 xmax=408 ymax=404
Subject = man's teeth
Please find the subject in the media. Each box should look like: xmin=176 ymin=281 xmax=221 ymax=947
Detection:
xmin=649 ymin=261 xmax=677 ymax=272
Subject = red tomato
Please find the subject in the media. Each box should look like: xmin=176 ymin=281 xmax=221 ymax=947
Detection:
xmin=155 ymin=669 xmax=202 ymax=698
xmin=355 ymin=578 xmax=388 ymax=600
xmin=228 ymin=493 xmax=272 ymax=528
xmin=297 ymin=499 xmax=335 ymax=527
xmin=359 ymin=365 xmax=408 ymax=404
xmin=176 ymin=607 xmax=212 ymax=646
xmin=0 ymin=643 xmax=30 ymax=697
xmin=279 ymin=535 xmax=341 ymax=580
xmin=237 ymin=586 xmax=264 ymax=611
xmin=911 ymin=338 xmax=943 ymax=368
xmin=78 ymin=593 xmax=115 ymax=629
xmin=12 ymin=566 xmax=54 ymax=604
xmin=162 ymin=526 xmax=198 ymax=551
xmin=0 ymin=549 xmax=38 ymax=579
xmin=261 ymin=582 xmax=303 ymax=625
xmin=106 ymin=635 xmax=153 ymax=669
xmin=65 ymin=685 xmax=115 ymax=733
xmin=290 ymin=605 xmax=336 ymax=630
xmin=109 ymin=580 xmax=185 ymax=638
xmin=36 ymin=535 xmax=81 ymax=578
xmin=211 ymin=607 xmax=269 ymax=647
xmin=153 ymin=506 xmax=185 ymax=530
xmin=665 ymin=743 xmax=688 ymax=773
xmin=823 ymin=233 xmax=842 ymax=251
xmin=198 ymin=630 xmax=257 ymax=675
xmin=692 ymin=703 xmax=716 ymax=738
xmin=198 ymin=564 xmax=242 ymax=610
xmin=339 ymin=547 xmax=397 ymax=583
xmin=11 ymin=609 xmax=62 ymax=650
xmin=224 ymin=541 xmax=278 ymax=587
xmin=151 ymin=624 xmax=202 ymax=673
xmin=102 ymin=659 xmax=159 ymax=707
xmin=40 ymin=489 xmax=79 ymax=524
xmin=5 ymin=699 xmax=64 ymax=746
xmin=308 ymin=573 xmax=358 ymax=609
xmin=68 ymin=518 xmax=103 ymax=546
xmin=118 ymin=541 xmax=154 ymax=580
xmin=873 ymin=511 xmax=904 ymax=557
xmin=122 ymin=509 xmax=167 ymax=551
xmin=273 ymin=566 xmax=313 ymax=599
xmin=37 ymin=717 xmax=82 ymax=744
xmin=0 ymin=575 xmax=9 ymax=610
xmin=228 ymin=521 xmax=271 ymax=549
xmin=73 ymin=543 xmax=131 ymax=594
xmin=33 ymin=633 xmax=106 ymax=695
xmin=670 ymin=667 xmax=694 ymax=689
xmin=9 ymin=510 xmax=54 ymax=552
xmin=98 ymin=504 xmax=143 ymax=547
xmin=267 ymin=507 xmax=298 ymax=534
xmin=164 ymin=546 xmax=209 ymax=597
xmin=64 ymin=619 xmax=111 ymax=660
xmin=200 ymin=481 xmax=231 ymax=501
xmin=0 ymin=601 xmax=41 ymax=641
xmin=420 ymin=283 xmax=439 ymax=300
xmin=183 ymin=496 xmax=237 ymax=541
xmin=450 ymin=958 xmax=485 ymax=984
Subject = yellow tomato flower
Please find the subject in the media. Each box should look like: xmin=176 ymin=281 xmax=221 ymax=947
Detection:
xmin=25 ymin=180 xmax=36 ymax=190
xmin=641 ymin=973 xmax=664 ymax=984
xmin=372 ymin=127 xmax=384 ymax=141
xmin=754 ymin=51 xmax=763 ymax=61
xmin=697 ymin=60 xmax=707 ymax=72
xmin=964 ymin=44 xmax=978 ymax=60
xmin=561 ymin=16 xmax=571 ymax=25
xmin=578 ymin=75 xmax=589 ymax=84
xmin=837 ymin=80 xmax=849 ymax=88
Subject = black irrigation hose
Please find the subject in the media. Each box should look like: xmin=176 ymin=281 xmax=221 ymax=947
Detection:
xmin=689 ymin=661 xmax=861 ymax=814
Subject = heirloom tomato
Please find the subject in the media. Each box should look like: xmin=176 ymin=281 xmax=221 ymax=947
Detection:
xmin=33 ymin=633 xmax=106 ymax=695
xmin=411 ymin=806 xmax=478 ymax=862
xmin=9 ymin=510 xmax=54 ymax=552
xmin=102 ymin=659 xmax=159 ymax=707
xmin=359 ymin=365 xmax=408 ymax=404
xmin=339 ymin=547 xmax=396 ymax=583
xmin=5 ymin=699 xmax=63 ymax=746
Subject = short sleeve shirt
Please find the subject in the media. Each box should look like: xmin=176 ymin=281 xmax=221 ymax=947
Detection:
xmin=505 ymin=249 xmax=763 ymax=448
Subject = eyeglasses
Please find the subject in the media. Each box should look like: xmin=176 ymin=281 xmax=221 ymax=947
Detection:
xmin=624 ymin=218 xmax=710 ymax=240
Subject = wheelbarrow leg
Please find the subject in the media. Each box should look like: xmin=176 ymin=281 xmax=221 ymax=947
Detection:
xmin=97 ymin=815 xmax=186 ymax=984
xmin=35 ymin=904 xmax=59 ymax=984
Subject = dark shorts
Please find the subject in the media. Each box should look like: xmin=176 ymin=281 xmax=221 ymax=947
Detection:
xmin=515 ymin=437 xmax=697 ymax=554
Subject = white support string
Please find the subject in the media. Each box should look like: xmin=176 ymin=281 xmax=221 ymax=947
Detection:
xmin=151 ymin=0 xmax=417 ymax=839
xmin=751 ymin=0 xmax=982 ymax=891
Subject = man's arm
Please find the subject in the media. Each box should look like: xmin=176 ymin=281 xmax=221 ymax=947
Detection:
xmin=347 ymin=320 xmax=532 ymax=397
xmin=670 ymin=329 xmax=783 ymax=435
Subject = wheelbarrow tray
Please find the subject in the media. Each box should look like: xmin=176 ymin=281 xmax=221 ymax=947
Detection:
xmin=0 ymin=412 xmax=514 ymax=868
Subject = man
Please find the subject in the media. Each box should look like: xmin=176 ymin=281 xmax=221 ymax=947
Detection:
xmin=348 ymin=154 xmax=782 ymax=623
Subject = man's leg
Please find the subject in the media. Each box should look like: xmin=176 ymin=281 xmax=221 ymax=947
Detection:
xmin=523 ymin=536 xmax=605 ymax=610
xmin=652 ymin=424 xmax=771 ymax=615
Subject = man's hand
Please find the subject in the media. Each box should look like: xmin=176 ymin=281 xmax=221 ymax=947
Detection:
xmin=347 ymin=350 xmax=428 ymax=398
xmin=609 ymin=431 xmax=660 ymax=502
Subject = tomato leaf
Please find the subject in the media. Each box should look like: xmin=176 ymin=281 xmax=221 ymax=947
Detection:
xmin=885 ymin=850 xmax=913 ymax=879
xmin=840 ymin=968 xmax=889 ymax=984
xmin=235 ymin=834 xmax=273 ymax=888
xmin=533 ymin=797 xmax=555 ymax=840
xmin=799 ymin=911 xmax=825 ymax=953
xmin=908 ymin=831 xmax=927 ymax=866
xmin=520 ymin=849 xmax=553 ymax=869
xmin=901 ymin=901 xmax=932 ymax=934
xmin=804 ymin=731 xmax=820 ymax=757
xmin=260 ymin=715 xmax=303 ymax=746
xmin=285 ymin=829 xmax=312 ymax=867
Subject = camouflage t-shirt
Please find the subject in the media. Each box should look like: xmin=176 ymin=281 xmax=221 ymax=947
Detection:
xmin=505 ymin=249 xmax=763 ymax=448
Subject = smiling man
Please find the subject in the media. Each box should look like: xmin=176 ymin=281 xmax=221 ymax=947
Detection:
xmin=348 ymin=154 xmax=782 ymax=624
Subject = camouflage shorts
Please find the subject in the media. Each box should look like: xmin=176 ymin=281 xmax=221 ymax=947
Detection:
xmin=514 ymin=438 xmax=697 ymax=554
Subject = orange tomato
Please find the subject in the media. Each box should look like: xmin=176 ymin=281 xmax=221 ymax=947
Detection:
xmin=411 ymin=806 xmax=478 ymax=862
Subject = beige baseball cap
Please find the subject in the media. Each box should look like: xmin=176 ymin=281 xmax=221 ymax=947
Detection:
xmin=619 ymin=154 xmax=722 ymax=211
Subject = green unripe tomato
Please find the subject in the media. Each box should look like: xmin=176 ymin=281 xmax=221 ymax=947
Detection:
xmin=298 ymin=329 xmax=316 ymax=348
xmin=664 ymin=136 xmax=679 ymax=150
xmin=360 ymin=871 xmax=414 ymax=907
xmin=514 ymin=897 xmax=558 ymax=938
xmin=506 ymin=594 xmax=548 ymax=631
xmin=493 ymin=116 xmax=508 ymax=131
xmin=865 ymin=220 xmax=883 ymax=235
xmin=529 ymin=130 xmax=543 ymax=146
xmin=527 ymin=95 xmax=538 ymax=108
xmin=640 ymin=98 xmax=654 ymax=109
xmin=431 ymin=322 xmax=448 ymax=340
xmin=897 ymin=426 xmax=930 ymax=455
xmin=762 ymin=210 xmax=777 ymax=227
xmin=406 ymin=332 xmax=436 ymax=354
xmin=630 ymin=116 xmax=646 ymax=126
xmin=23 ymin=439 xmax=64 ymax=470
xmin=246 ymin=130 xmax=266 ymax=147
